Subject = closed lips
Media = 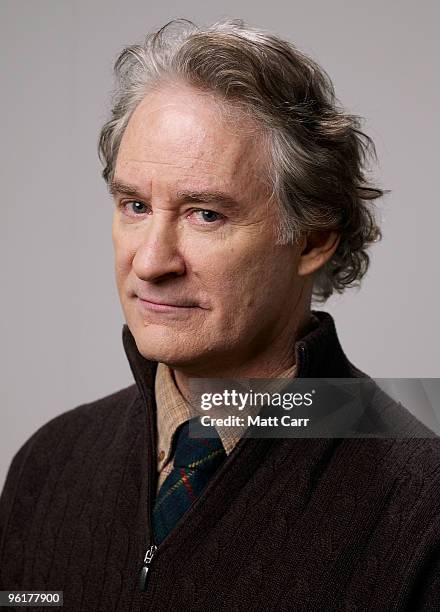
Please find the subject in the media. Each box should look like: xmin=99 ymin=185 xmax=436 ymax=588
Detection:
xmin=138 ymin=297 xmax=197 ymax=307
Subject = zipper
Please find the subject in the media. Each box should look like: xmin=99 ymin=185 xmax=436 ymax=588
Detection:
xmin=140 ymin=387 xmax=158 ymax=593
xmin=122 ymin=334 xmax=159 ymax=595
xmin=139 ymin=543 xmax=158 ymax=591
xmin=124 ymin=355 xmax=159 ymax=594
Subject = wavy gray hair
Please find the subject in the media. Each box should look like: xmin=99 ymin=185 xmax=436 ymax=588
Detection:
xmin=98 ymin=18 xmax=383 ymax=302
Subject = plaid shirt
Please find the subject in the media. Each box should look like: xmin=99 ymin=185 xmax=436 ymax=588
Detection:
xmin=154 ymin=360 xmax=299 ymax=491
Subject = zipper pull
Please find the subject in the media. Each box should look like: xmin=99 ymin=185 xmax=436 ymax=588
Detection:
xmin=139 ymin=544 xmax=158 ymax=592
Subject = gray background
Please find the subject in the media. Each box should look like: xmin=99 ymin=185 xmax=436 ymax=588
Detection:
xmin=1 ymin=0 xmax=439 ymax=489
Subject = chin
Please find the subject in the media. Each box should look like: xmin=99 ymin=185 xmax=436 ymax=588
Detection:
xmin=129 ymin=320 xmax=205 ymax=367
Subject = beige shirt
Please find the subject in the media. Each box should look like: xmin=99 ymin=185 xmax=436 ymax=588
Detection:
xmin=154 ymin=314 xmax=319 ymax=491
xmin=154 ymin=361 xmax=297 ymax=491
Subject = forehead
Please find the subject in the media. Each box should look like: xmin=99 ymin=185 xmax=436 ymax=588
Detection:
xmin=115 ymin=84 xmax=269 ymax=197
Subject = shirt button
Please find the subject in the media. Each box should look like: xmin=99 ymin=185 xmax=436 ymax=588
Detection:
xmin=158 ymin=450 xmax=165 ymax=461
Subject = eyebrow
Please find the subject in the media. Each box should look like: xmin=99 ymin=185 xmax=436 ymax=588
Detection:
xmin=109 ymin=181 xmax=141 ymax=197
xmin=109 ymin=180 xmax=242 ymax=211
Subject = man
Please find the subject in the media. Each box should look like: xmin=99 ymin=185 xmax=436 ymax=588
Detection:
xmin=1 ymin=18 xmax=439 ymax=611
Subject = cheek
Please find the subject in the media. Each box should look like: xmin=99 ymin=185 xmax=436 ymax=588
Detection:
xmin=191 ymin=243 xmax=272 ymax=305
xmin=210 ymin=246 xmax=296 ymax=316
xmin=112 ymin=232 xmax=136 ymax=283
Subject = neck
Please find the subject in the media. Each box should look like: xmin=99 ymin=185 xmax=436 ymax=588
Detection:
xmin=173 ymin=310 xmax=315 ymax=403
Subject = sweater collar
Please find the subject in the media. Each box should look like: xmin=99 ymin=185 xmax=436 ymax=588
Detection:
xmin=121 ymin=310 xmax=360 ymax=401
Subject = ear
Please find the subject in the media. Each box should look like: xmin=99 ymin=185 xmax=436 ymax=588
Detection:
xmin=297 ymin=230 xmax=341 ymax=277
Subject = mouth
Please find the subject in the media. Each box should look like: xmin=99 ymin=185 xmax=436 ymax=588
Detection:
xmin=136 ymin=297 xmax=198 ymax=313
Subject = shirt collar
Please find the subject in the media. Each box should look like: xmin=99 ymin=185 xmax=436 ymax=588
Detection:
xmin=122 ymin=310 xmax=362 ymax=460
xmin=154 ymin=358 xmax=300 ymax=465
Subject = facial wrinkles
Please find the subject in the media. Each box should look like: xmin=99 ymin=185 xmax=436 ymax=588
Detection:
xmin=112 ymin=86 xmax=305 ymax=373
xmin=118 ymin=90 xmax=268 ymax=201
xmin=115 ymin=160 xmax=271 ymax=233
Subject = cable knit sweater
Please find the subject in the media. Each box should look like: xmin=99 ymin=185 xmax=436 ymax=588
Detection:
xmin=1 ymin=311 xmax=439 ymax=611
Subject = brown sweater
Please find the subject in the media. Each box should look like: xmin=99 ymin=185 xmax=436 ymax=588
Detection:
xmin=1 ymin=311 xmax=440 ymax=611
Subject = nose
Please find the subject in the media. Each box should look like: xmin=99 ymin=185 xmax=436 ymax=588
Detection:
xmin=131 ymin=216 xmax=186 ymax=282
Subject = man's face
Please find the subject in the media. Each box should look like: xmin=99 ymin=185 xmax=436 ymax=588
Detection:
xmin=112 ymin=84 xmax=306 ymax=374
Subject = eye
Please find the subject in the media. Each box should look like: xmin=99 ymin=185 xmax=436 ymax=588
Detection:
xmin=130 ymin=201 xmax=148 ymax=214
xmin=122 ymin=200 xmax=149 ymax=216
xmin=192 ymin=209 xmax=223 ymax=224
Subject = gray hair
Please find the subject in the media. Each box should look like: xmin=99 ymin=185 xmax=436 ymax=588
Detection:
xmin=98 ymin=18 xmax=383 ymax=302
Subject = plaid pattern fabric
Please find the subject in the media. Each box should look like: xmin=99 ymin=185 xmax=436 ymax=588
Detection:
xmin=154 ymin=314 xmax=319 ymax=492
xmin=152 ymin=417 xmax=226 ymax=545
xmin=154 ymin=361 xmax=298 ymax=491
xmin=155 ymin=363 xmax=196 ymax=491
